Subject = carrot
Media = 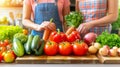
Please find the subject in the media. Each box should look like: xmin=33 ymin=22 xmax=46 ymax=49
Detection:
xmin=65 ymin=26 xmax=76 ymax=35
xmin=43 ymin=29 xmax=51 ymax=41
xmin=42 ymin=18 xmax=54 ymax=41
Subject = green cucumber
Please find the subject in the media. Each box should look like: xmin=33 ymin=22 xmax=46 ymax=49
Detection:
xmin=24 ymin=35 xmax=33 ymax=54
xmin=13 ymin=38 xmax=24 ymax=57
xmin=35 ymin=39 xmax=45 ymax=56
xmin=31 ymin=35 xmax=41 ymax=52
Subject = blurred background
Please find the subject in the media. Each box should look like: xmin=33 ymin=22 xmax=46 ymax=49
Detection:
xmin=0 ymin=0 xmax=119 ymax=33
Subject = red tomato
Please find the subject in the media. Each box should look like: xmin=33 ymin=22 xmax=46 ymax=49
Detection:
xmin=44 ymin=41 xmax=58 ymax=56
xmin=73 ymin=41 xmax=88 ymax=56
xmin=4 ymin=39 xmax=10 ymax=46
xmin=0 ymin=46 xmax=7 ymax=55
xmin=0 ymin=54 xmax=3 ymax=62
xmin=3 ymin=51 xmax=16 ymax=63
xmin=0 ymin=41 xmax=4 ymax=47
xmin=6 ymin=43 xmax=12 ymax=50
xmin=23 ymin=29 xmax=29 ymax=35
xmin=59 ymin=42 xmax=72 ymax=56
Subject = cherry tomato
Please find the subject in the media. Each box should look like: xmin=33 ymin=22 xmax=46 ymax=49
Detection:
xmin=23 ymin=29 xmax=29 ymax=35
xmin=0 ymin=41 xmax=4 ymax=47
xmin=4 ymin=39 xmax=10 ymax=46
xmin=0 ymin=54 xmax=3 ymax=62
xmin=0 ymin=46 xmax=7 ymax=55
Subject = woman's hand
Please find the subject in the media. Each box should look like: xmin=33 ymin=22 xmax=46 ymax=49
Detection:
xmin=43 ymin=21 xmax=56 ymax=31
xmin=76 ymin=23 xmax=93 ymax=34
xmin=36 ymin=21 xmax=56 ymax=31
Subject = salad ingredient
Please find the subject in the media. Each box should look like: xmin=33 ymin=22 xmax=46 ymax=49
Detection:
xmin=44 ymin=41 xmax=58 ymax=56
xmin=83 ymin=32 xmax=97 ymax=46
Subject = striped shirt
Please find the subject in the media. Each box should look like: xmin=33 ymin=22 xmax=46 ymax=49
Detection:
xmin=78 ymin=0 xmax=111 ymax=35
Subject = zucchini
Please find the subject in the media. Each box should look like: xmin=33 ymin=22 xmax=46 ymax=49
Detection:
xmin=31 ymin=35 xmax=41 ymax=52
xmin=35 ymin=39 xmax=45 ymax=56
xmin=13 ymin=38 xmax=24 ymax=57
xmin=24 ymin=35 xmax=33 ymax=54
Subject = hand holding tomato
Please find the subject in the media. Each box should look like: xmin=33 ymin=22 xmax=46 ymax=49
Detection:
xmin=73 ymin=41 xmax=88 ymax=56
xmin=44 ymin=41 xmax=58 ymax=56
xmin=59 ymin=42 xmax=72 ymax=56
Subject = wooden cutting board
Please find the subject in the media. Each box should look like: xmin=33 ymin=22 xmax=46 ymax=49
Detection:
xmin=97 ymin=54 xmax=120 ymax=64
xmin=16 ymin=55 xmax=99 ymax=64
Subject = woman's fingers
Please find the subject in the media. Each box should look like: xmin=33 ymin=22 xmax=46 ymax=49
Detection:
xmin=77 ymin=24 xmax=88 ymax=34
xmin=48 ymin=23 xmax=56 ymax=31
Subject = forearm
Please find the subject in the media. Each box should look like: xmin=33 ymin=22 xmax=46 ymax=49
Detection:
xmin=63 ymin=6 xmax=70 ymax=32
xmin=89 ymin=0 xmax=118 ymax=27
xmin=22 ymin=19 xmax=40 ymax=31
xmin=88 ymin=13 xmax=118 ymax=27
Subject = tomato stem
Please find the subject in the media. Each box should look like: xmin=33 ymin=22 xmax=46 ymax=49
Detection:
xmin=63 ymin=42 xmax=66 ymax=46
xmin=48 ymin=41 xmax=52 ymax=45
xmin=57 ymin=29 xmax=60 ymax=34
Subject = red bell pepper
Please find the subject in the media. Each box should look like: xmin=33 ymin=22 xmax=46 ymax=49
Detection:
xmin=49 ymin=29 xmax=67 ymax=43
xmin=67 ymin=31 xmax=81 ymax=42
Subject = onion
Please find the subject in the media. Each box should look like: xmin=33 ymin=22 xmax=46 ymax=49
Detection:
xmin=93 ymin=42 xmax=101 ymax=49
xmin=83 ymin=32 xmax=97 ymax=46
xmin=112 ymin=46 xmax=118 ymax=52
xmin=88 ymin=46 xmax=98 ymax=54
xmin=99 ymin=47 xmax=109 ymax=56
xmin=117 ymin=48 xmax=120 ymax=56
xmin=109 ymin=49 xmax=117 ymax=57
xmin=103 ymin=45 xmax=110 ymax=51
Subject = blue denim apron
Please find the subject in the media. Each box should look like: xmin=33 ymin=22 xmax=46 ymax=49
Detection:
xmin=31 ymin=0 xmax=63 ymax=37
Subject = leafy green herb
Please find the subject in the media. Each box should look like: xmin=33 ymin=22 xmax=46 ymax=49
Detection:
xmin=96 ymin=31 xmax=120 ymax=48
xmin=0 ymin=25 xmax=23 ymax=42
xmin=65 ymin=11 xmax=83 ymax=28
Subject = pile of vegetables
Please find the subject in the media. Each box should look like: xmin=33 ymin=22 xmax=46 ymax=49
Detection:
xmin=0 ymin=26 xmax=23 ymax=41
xmin=96 ymin=31 xmax=120 ymax=48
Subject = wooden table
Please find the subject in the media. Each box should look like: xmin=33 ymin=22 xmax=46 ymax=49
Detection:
xmin=16 ymin=55 xmax=99 ymax=64
xmin=97 ymin=54 xmax=120 ymax=64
